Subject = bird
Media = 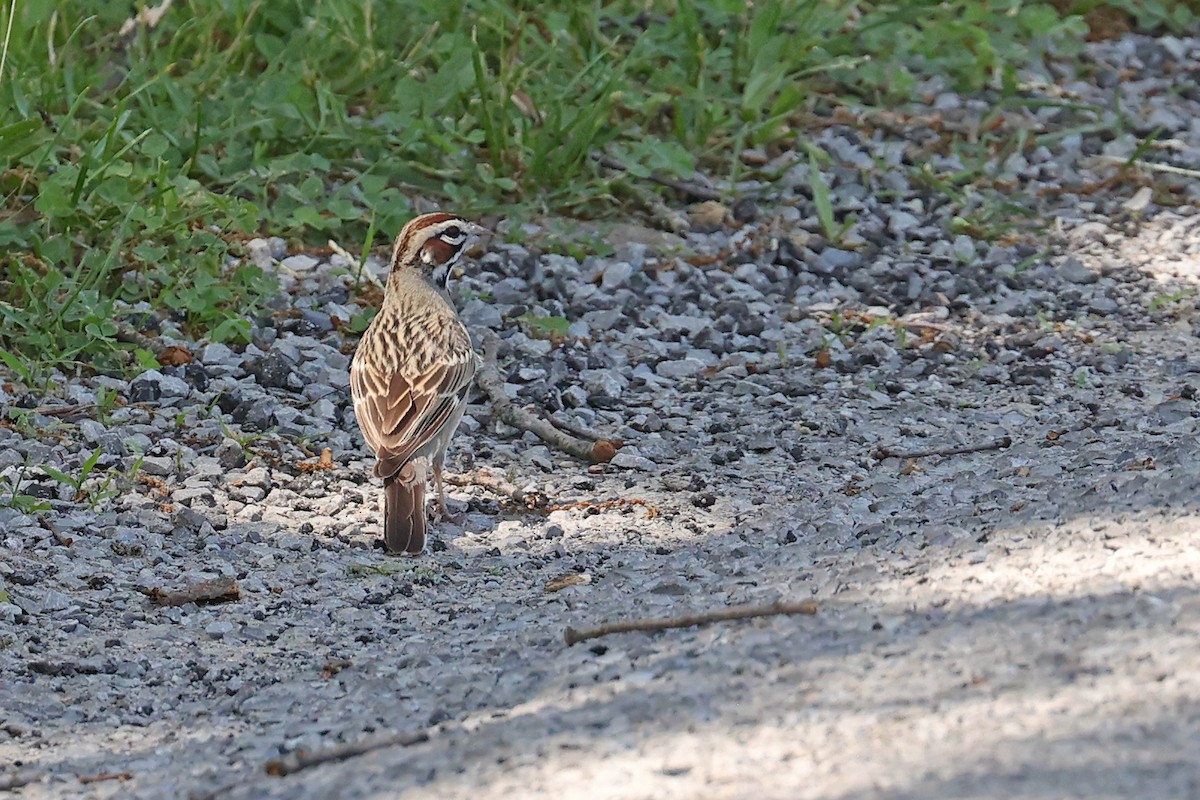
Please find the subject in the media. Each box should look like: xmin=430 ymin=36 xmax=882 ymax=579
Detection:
xmin=350 ymin=212 xmax=485 ymax=554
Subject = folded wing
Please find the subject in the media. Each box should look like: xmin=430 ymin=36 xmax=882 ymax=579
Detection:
xmin=351 ymin=334 xmax=476 ymax=479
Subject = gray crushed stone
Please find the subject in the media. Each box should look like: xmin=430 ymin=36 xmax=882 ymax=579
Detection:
xmin=3 ymin=30 xmax=1200 ymax=800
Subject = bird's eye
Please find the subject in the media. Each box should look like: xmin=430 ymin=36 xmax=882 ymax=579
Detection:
xmin=442 ymin=225 xmax=462 ymax=240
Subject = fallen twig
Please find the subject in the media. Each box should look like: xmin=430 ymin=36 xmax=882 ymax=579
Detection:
xmin=78 ymin=771 xmax=133 ymax=785
xmin=548 ymin=414 xmax=622 ymax=445
xmin=545 ymin=573 xmax=592 ymax=593
xmin=1097 ymin=154 xmax=1200 ymax=180
xmin=443 ymin=470 xmax=546 ymax=508
xmin=477 ymin=335 xmax=616 ymax=464
xmin=873 ymin=436 xmax=1012 ymax=461
xmin=564 ymin=599 xmax=818 ymax=646
xmin=319 ymin=658 xmax=353 ymax=679
xmin=115 ymin=320 xmax=168 ymax=359
xmin=30 ymin=403 xmax=98 ymax=418
xmin=615 ymin=177 xmax=692 ymax=233
xmin=593 ymin=152 xmax=724 ymax=202
xmin=38 ymin=517 xmax=73 ymax=547
xmin=147 ymin=577 xmax=241 ymax=607
xmin=264 ymin=729 xmax=430 ymax=777
xmin=328 ymin=238 xmax=384 ymax=289
xmin=296 ymin=448 xmax=335 ymax=473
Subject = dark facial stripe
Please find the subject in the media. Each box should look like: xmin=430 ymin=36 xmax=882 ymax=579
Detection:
xmin=391 ymin=213 xmax=467 ymax=270
xmin=423 ymin=237 xmax=461 ymax=267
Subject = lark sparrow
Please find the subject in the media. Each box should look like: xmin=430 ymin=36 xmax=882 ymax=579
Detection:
xmin=350 ymin=212 xmax=485 ymax=554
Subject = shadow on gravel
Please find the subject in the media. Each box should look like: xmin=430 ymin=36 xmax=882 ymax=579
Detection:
xmin=228 ymin=573 xmax=1197 ymax=799
xmin=8 ymin=469 xmax=1200 ymax=799
xmin=827 ymin=720 xmax=1200 ymax=800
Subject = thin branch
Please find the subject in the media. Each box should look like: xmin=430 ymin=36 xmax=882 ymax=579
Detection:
xmin=548 ymin=414 xmax=621 ymax=444
xmin=146 ymin=577 xmax=241 ymax=607
xmin=564 ymin=599 xmax=818 ymax=646
xmin=264 ymin=729 xmax=431 ymax=777
xmin=477 ymin=335 xmax=616 ymax=463
xmin=37 ymin=516 xmax=74 ymax=547
xmin=115 ymin=320 xmax=168 ymax=358
xmin=328 ymin=238 xmax=383 ymax=289
xmin=593 ymin=152 xmax=724 ymax=202
xmin=615 ymin=177 xmax=692 ymax=233
xmin=78 ymin=772 xmax=133 ymax=785
xmin=443 ymin=469 xmax=546 ymax=507
xmin=30 ymin=403 xmax=98 ymax=418
xmin=1097 ymin=154 xmax=1200 ymax=179
xmin=873 ymin=436 xmax=1012 ymax=461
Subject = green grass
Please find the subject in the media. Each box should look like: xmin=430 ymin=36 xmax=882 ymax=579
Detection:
xmin=0 ymin=0 xmax=1193 ymax=379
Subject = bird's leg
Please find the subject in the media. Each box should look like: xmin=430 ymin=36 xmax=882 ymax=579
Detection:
xmin=432 ymin=460 xmax=450 ymax=520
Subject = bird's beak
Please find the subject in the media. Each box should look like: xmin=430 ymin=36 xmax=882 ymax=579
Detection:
xmin=456 ymin=223 xmax=489 ymax=278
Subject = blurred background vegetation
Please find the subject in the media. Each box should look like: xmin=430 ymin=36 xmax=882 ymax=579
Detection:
xmin=0 ymin=0 xmax=1195 ymax=380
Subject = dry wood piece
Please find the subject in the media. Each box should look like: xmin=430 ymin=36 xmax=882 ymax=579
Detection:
xmin=264 ymin=729 xmax=430 ymax=777
xmin=544 ymin=573 xmax=592 ymax=593
xmin=30 ymin=403 xmax=98 ymax=418
xmin=115 ymin=320 xmax=168 ymax=359
xmin=157 ymin=345 xmax=193 ymax=366
xmin=874 ymin=436 xmax=1012 ymax=461
xmin=617 ymin=178 xmax=692 ymax=233
xmin=548 ymin=414 xmax=622 ymax=446
xmin=38 ymin=516 xmax=73 ymax=547
xmin=320 ymin=659 xmax=353 ymax=679
xmin=148 ymin=577 xmax=241 ymax=607
xmin=477 ymin=335 xmax=616 ymax=464
xmin=564 ymin=599 xmax=818 ymax=646
xmin=78 ymin=771 xmax=133 ymax=785
xmin=297 ymin=448 xmax=335 ymax=473
xmin=443 ymin=470 xmax=547 ymax=508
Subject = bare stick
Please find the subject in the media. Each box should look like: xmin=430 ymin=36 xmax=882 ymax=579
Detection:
xmin=265 ymin=729 xmax=430 ymax=777
xmin=873 ymin=436 xmax=1012 ymax=461
xmin=548 ymin=414 xmax=621 ymax=444
xmin=147 ymin=577 xmax=241 ymax=607
xmin=78 ymin=772 xmax=133 ymax=785
xmin=443 ymin=469 xmax=545 ymax=507
xmin=564 ymin=599 xmax=818 ymax=646
xmin=38 ymin=516 xmax=73 ymax=547
xmin=114 ymin=320 xmax=168 ymax=358
xmin=1097 ymin=154 xmax=1200 ymax=179
xmin=615 ymin=177 xmax=692 ymax=233
xmin=328 ymin=238 xmax=383 ymax=289
xmin=593 ymin=152 xmax=724 ymax=202
xmin=31 ymin=403 xmax=98 ymax=418
xmin=477 ymin=335 xmax=615 ymax=463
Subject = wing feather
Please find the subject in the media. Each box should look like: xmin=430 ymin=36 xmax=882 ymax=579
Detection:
xmin=351 ymin=319 xmax=476 ymax=480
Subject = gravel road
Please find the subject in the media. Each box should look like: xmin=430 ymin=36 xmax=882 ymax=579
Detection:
xmin=3 ymin=30 xmax=1200 ymax=800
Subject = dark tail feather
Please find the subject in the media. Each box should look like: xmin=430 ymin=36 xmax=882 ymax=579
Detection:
xmin=383 ymin=470 xmax=426 ymax=555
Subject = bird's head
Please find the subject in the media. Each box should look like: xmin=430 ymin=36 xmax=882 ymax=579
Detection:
xmin=390 ymin=212 xmax=486 ymax=289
